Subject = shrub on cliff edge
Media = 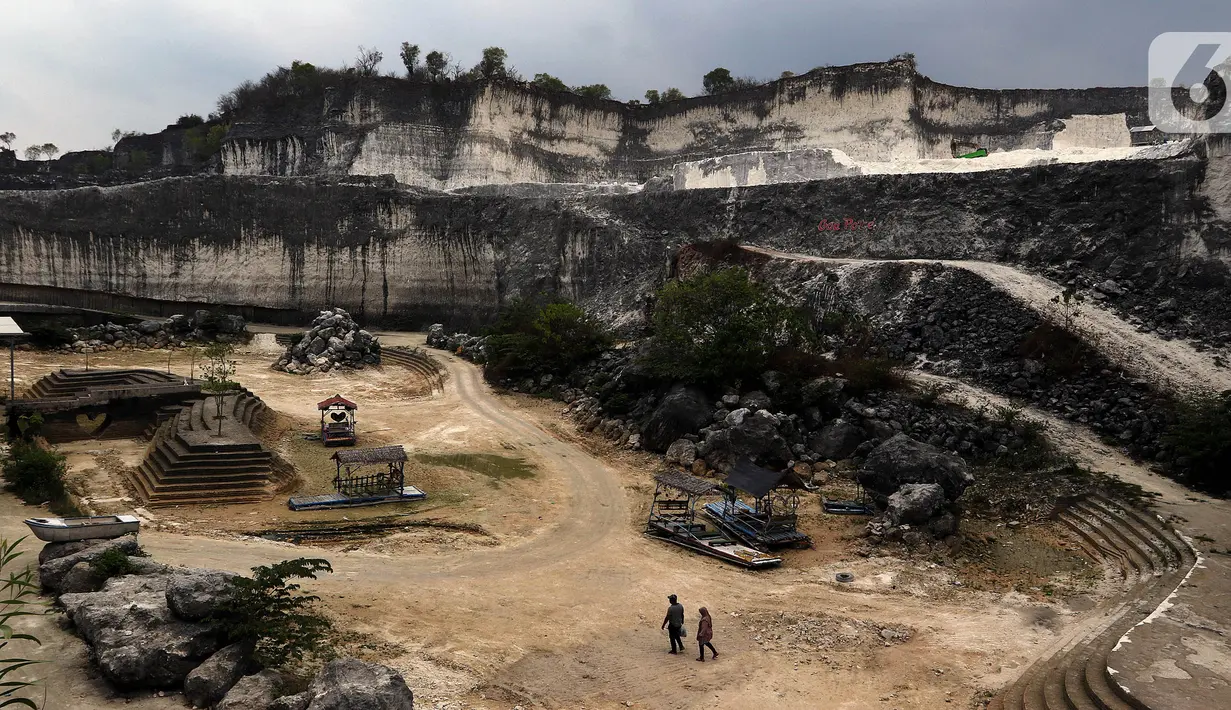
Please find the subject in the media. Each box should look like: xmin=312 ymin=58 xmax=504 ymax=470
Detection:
xmin=484 ymin=297 xmax=612 ymax=382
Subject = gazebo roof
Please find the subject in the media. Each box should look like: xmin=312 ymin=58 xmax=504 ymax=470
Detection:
xmin=654 ymin=470 xmax=719 ymax=496
xmin=723 ymin=458 xmax=807 ymax=499
xmin=317 ymin=394 xmax=357 ymax=411
xmin=331 ymin=445 xmax=407 ymax=465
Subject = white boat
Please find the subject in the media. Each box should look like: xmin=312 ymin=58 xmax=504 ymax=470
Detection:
xmin=23 ymin=515 xmax=140 ymax=542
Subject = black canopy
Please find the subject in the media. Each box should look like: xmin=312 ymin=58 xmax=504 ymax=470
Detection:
xmin=724 ymin=458 xmax=805 ymax=499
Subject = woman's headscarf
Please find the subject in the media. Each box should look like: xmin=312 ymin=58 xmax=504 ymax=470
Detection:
xmin=699 ymin=607 xmax=710 ymax=618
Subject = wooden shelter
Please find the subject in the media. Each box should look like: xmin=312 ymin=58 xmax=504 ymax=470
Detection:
xmin=331 ymin=445 xmax=406 ymax=497
xmin=703 ymin=459 xmax=811 ymax=549
xmin=646 ymin=470 xmax=781 ymax=569
xmin=317 ymin=394 xmax=357 ymax=447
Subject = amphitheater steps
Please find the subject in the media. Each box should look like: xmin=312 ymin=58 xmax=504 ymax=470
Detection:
xmin=988 ymin=495 xmax=1193 ymax=710
xmin=128 ymin=391 xmax=275 ymax=507
xmin=381 ymin=346 xmax=446 ymax=393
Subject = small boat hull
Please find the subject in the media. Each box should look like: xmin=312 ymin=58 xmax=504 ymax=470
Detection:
xmin=23 ymin=515 xmax=141 ymax=542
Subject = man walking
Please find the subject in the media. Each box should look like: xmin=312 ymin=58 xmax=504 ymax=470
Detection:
xmin=662 ymin=594 xmax=685 ymax=654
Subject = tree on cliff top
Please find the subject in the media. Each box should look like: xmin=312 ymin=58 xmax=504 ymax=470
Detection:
xmin=533 ymin=73 xmax=568 ymax=92
xmin=175 ymin=114 xmax=205 ymax=128
xmin=703 ymin=67 xmax=762 ymax=95
xmin=573 ymin=83 xmax=612 ymax=100
xmin=39 ymin=143 xmax=58 ymax=160
xmin=353 ymin=45 xmax=383 ymax=76
xmin=645 ymin=88 xmax=686 ymax=104
xmin=425 ymin=50 xmax=449 ymax=81
xmin=477 ymin=46 xmax=510 ymax=79
xmin=399 ymin=42 xmax=420 ymax=77
xmin=0 ymin=132 xmax=13 ymax=150
xmin=22 ymin=146 xmax=41 ymax=161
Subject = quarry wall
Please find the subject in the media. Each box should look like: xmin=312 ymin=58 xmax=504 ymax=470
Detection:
xmin=1 ymin=138 xmax=1228 ymax=333
xmin=203 ymin=59 xmax=1151 ymax=189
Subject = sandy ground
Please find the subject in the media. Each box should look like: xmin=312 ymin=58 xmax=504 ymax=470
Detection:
xmin=0 ymin=333 xmax=1122 ymax=710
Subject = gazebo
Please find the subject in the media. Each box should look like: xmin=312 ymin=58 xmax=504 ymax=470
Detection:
xmin=317 ymin=394 xmax=357 ymax=447
xmin=645 ymin=469 xmax=781 ymax=569
xmin=331 ymin=445 xmax=407 ymax=497
xmin=702 ymin=458 xmax=811 ymax=549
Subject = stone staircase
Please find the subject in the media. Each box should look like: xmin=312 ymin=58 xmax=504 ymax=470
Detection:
xmin=127 ymin=390 xmax=274 ymax=506
xmin=380 ymin=346 xmax=446 ymax=393
xmin=988 ymin=494 xmax=1196 ymax=710
xmin=26 ymin=368 xmax=184 ymax=399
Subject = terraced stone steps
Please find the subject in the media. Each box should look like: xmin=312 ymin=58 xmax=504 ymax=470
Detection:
xmin=988 ymin=495 xmax=1195 ymax=710
xmin=381 ymin=346 xmax=446 ymax=393
xmin=127 ymin=391 xmax=274 ymax=507
xmin=28 ymin=368 xmax=182 ymax=399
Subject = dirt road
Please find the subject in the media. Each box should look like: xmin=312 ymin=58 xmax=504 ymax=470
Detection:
xmin=743 ymin=245 xmax=1231 ymax=395
xmin=1 ymin=336 xmax=1123 ymax=709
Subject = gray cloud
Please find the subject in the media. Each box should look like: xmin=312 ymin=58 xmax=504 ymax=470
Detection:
xmin=2 ymin=0 xmax=1228 ymax=153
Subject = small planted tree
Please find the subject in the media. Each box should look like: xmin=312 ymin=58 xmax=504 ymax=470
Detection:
xmin=0 ymin=538 xmax=46 ymax=709
xmin=199 ymin=342 xmax=237 ymax=436
xmin=215 ymin=558 xmax=334 ymax=669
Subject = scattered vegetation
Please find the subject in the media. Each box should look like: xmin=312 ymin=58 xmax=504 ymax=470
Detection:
xmin=483 ymin=296 xmax=613 ymax=383
xmin=2 ymin=439 xmax=72 ymax=513
xmin=215 ymin=558 xmax=334 ymax=669
xmin=702 ymin=67 xmax=763 ymax=95
xmin=416 ymin=452 xmax=535 ymax=480
xmin=0 ymin=537 xmax=47 ymax=709
xmin=532 ymin=73 xmax=568 ymax=92
xmin=0 ymin=132 xmax=14 ymax=150
xmin=184 ymin=123 xmax=229 ymax=162
xmin=644 ymin=268 xmax=814 ymax=386
xmin=644 ymin=88 xmax=687 ymax=104
xmin=573 ymin=84 xmax=612 ymax=100
xmin=89 ymin=545 xmax=146 ymax=581
xmin=1163 ymin=390 xmax=1231 ymax=495
xmin=174 ymin=114 xmax=205 ymax=128
xmin=199 ymin=342 xmax=238 ymax=436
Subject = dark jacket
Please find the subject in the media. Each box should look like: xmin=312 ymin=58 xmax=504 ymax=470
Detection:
xmin=697 ymin=613 xmax=713 ymax=643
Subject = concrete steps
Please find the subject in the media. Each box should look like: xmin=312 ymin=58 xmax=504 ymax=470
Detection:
xmin=381 ymin=346 xmax=446 ymax=393
xmin=28 ymin=368 xmax=180 ymax=399
xmin=988 ymin=495 xmax=1195 ymax=710
xmin=127 ymin=391 xmax=274 ymax=507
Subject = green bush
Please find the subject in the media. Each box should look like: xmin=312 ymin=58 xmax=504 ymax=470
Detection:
xmin=483 ymin=297 xmax=612 ymax=382
xmin=2 ymin=440 xmax=69 ymax=507
xmin=643 ymin=268 xmax=813 ymax=386
xmin=90 ymin=546 xmax=139 ymax=580
xmin=1163 ymin=391 xmax=1231 ymax=495
xmin=215 ymin=558 xmax=334 ymax=669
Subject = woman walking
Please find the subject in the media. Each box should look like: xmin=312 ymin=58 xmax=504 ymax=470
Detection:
xmin=696 ymin=607 xmax=718 ymax=661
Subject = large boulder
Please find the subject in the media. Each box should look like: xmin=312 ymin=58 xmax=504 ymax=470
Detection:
xmin=59 ymin=561 xmax=104 ymax=594
xmin=807 ymin=420 xmax=865 ymax=460
xmin=305 ymin=658 xmax=414 ymax=710
xmin=699 ymin=410 xmax=792 ymax=472
xmin=642 ymin=384 xmax=711 ymax=452
xmin=800 ymin=376 xmax=846 ymax=407
xmin=166 ymin=569 xmax=237 ymax=621
xmin=664 ymin=439 xmax=698 ymax=467
xmin=218 ymin=670 xmax=286 ymax=710
xmin=858 ymin=434 xmax=974 ymax=504
xmin=184 ymin=641 xmax=254 ymax=708
xmin=39 ymin=535 xmax=139 ymax=593
xmin=60 ymin=574 xmax=222 ymax=689
xmin=38 ymin=540 xmax=95 ymax=565
xmin=885 ymin=483 xmax=946 ymax=526
xmin=270 ymin=693 xmax=312 ymax=710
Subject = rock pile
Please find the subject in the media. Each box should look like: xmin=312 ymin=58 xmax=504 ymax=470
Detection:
xmin=274 ymin=308 xmax=380 ymax=374
xmin=859 ymin=434 xmax=975 ymax=542
xmin=426 ymin=323 xmax=487 ymax=360
xmin=39 ymin=536 xmax=415 ymax=708
xmin=36 ymin=310 xmax=246 ymax=353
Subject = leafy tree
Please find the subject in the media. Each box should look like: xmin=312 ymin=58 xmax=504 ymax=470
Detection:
xmin=644 ymin=268 xmax=813 ymax=385
xmin=22 ymin=146 xmax=40 ymax=161
xmin=353 ymin=45 xmax=383 ymax=76
xmin=175 ymin=114 xmax=205 ymax=128
xmin=573 ymin=83 xmax=612 ymax=100
xmin=780 ymin=70 xmax=795 ymax=79
xmin=703 ymin=67 xmax=734 ymax=95
xmin=485 ymin=299 xmax=612 ymax=381
xmin=186 ymin=123 xmax=229 ymax=161
xmin=425 ymin=50 xmax=449 ymax=81
xmin=38 ymin=143 xmax=58 ymax=160
xmin=215 ymin=558 xmax=334 ymax=669
xmin=644 ymin=89 xmax=660 ymax=104
xmin=199 ymin=342 xmax=238 ymax=436
xmin=1163 ymin=391 xmax=1231 ymax=495
xmin=533 ymin=73 xmax=568 ymax=92
xmin=0 ymin=132 xmax=13 ymax=150
xmin=662 ymin=88 xmax=685 ymax=101
xmin=289 ymin=60 xmax=316 ymax=81
xmin=477 ymin=46 xmax=509 ymax=79
xmin=399 ymin=42 xmax=420 ymax=77
xmin=0 ymin=537 xmax=47 ymax=709
xmin=2 ymin=440 xmax=69 ymax=507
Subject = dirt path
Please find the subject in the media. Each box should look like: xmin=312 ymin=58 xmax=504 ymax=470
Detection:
xmin=743 ymin=244 xmax=1231 ymax=395
xmin=0 ymin=335 xmax=1151 ymax=709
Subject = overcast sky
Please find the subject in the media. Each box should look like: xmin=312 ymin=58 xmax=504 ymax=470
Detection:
xmin=3 ymin=0 xmax=1229 ymax=154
